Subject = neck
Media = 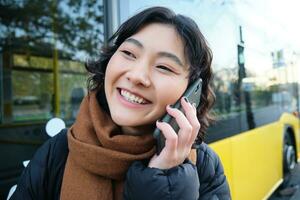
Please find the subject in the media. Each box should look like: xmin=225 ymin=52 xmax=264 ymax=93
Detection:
xmin=122 ymin=124 xmax=155 ymax=136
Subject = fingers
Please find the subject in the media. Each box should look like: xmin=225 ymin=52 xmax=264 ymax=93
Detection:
xmin=156 ymin=120 xmax=178 ymax=153
xmin=151 ymin=98 xmax=201 ymax=169
xmin=165 ymin=98 xmax=200 ymax=148
xmin=180 ymin=97 xmax=201 ymax=145
xmin=166 ymin=105 xmax=192 ymax=147
xmin=166 ymin=105 xmax=192 ymax=134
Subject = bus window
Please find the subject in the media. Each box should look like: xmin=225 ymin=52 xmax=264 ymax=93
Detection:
xmin=12 ymin=70 xmax=53 ymax=122
xmin=0 ymin=0 xmax=104 ymax=125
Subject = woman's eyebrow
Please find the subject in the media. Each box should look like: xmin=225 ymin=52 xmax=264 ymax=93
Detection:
xmin=157 ymin=52 xmax=184 ymax=68
xmin=124 ymin=38 xmax=185 ymax=68
xmin=124 ymin=38 xmax=144 ymax=49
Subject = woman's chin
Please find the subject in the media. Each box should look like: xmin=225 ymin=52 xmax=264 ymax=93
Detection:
xmin=111 ymin=114 xmax=141 ymax=127
xmin=111 ymin=115 xmax=155 ymax=134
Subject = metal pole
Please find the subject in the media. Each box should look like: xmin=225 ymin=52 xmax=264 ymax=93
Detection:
xmin=103 ymin=0 xmax=120 ymax=44
xmin=52 ymin=0 xmax=60 ymax=117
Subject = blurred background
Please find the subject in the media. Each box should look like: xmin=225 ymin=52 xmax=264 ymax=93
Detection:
xmin=0 ymin=0 xmax=299 ymax=199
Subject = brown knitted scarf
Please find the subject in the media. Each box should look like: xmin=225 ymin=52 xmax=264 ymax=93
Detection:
xmin=60 ymin=92 xmax=156 ymax=200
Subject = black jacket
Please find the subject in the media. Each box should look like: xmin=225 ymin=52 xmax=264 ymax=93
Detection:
xmin=11 ymin=129 xmax=231 ymax=200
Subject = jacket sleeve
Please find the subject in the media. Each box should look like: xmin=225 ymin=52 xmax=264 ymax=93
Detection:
xmin=123 ymin=160 xmax=200 ymax=200
xmin=197 ymin=143 xmax=231 ymax=200
xmin=10 ymin=129 xmax=68 ymax=200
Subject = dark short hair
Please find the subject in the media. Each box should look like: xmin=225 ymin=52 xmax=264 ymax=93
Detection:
xmin=86 ymin=6 xmax=215 ymax=142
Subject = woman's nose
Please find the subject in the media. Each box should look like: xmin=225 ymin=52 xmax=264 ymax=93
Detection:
xmin=126 ymin=65 xmax=151 ymax=87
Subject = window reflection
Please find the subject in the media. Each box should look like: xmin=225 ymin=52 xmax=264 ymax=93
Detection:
xmin=0 ymin=0 xmax=104 ymax=124
xmin=12 ymin=70 xmax=53 ymax=122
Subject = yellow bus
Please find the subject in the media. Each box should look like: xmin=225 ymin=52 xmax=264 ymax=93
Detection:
xmin=208 ymin=71 xmax=300 ymax=199
xmin=187 ymin=1 xmax=300 ymax=199
xmin=210 ymin=112 xmax=300 ymax=200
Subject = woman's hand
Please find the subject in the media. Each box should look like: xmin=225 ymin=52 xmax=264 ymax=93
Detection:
xmin=148 ymin=97 xmax=200 ymax=169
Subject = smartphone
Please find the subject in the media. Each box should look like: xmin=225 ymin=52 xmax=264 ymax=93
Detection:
xmin=153 ymin=78 xmax=202 ymax=155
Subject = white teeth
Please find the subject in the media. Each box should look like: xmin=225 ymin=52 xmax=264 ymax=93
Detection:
xmin=137 ymin=98 xmax=142 ymax=104
xmin=120 ymin=89 xmax=146 ymax=104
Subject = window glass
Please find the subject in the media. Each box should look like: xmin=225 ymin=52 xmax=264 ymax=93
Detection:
xmin=124 ymin=0 xmax=300 ymax=142
xmin=0 ymin=0 xmax=104 ymax=124
xmin=12 ymin=70 xmax=53 ymax=122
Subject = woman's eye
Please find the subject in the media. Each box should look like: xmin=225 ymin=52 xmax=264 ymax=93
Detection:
xmin=157 ymin=65 xmax=174 ymax=73
xmin=121 ymin=50 xmax=136 ymax=59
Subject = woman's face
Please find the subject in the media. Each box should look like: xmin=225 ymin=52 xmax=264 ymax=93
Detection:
xmin=104 ymin=23 xmax=189 ymax=133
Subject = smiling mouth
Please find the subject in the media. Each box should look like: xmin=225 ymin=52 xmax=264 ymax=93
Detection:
xmin=117 ymin=88 xmax=151 ymax=105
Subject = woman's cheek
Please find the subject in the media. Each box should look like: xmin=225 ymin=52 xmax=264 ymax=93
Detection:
xmin=159 ymin=82 xmax=185 ymax=105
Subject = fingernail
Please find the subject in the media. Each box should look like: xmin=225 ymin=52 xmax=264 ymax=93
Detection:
xmin=183 ymin=97 xmax=189 ymax=103
xmin=192 ymin=103 xmax=196 ymax=109
xmin=167 ymin=104 xmax=173 ymax=109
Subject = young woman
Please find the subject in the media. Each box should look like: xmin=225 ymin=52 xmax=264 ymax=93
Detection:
xmin=11 ymin=6 xmax=231 ymax=200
